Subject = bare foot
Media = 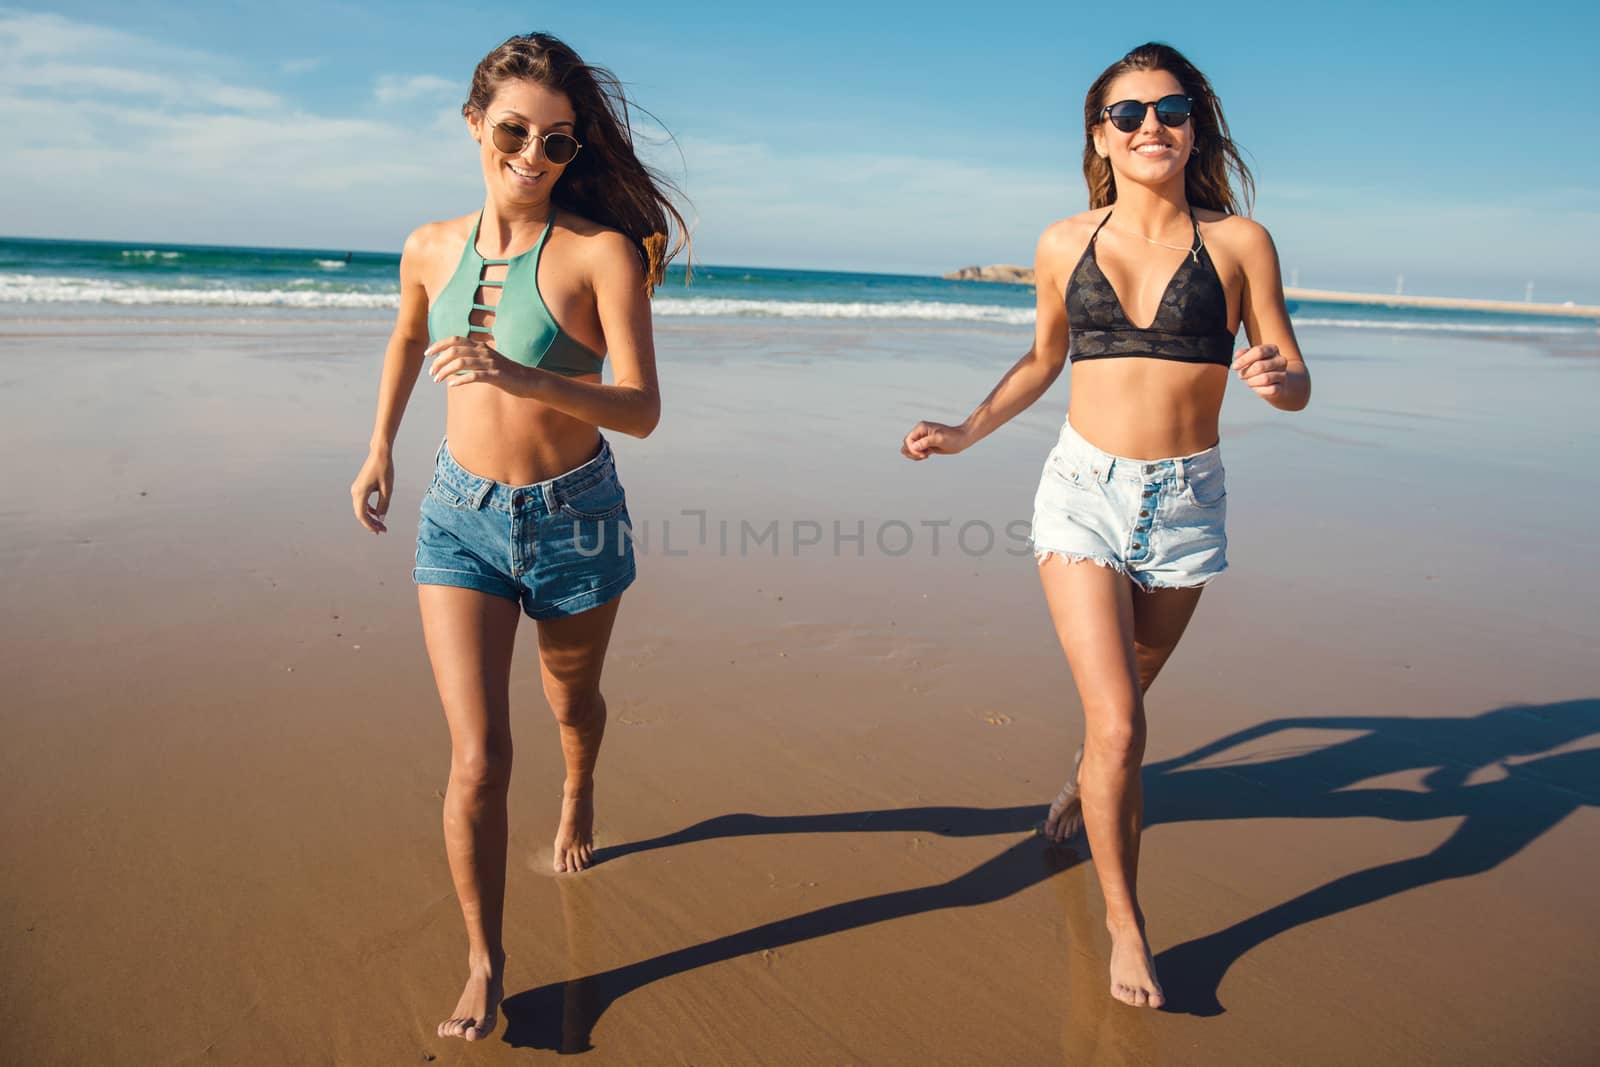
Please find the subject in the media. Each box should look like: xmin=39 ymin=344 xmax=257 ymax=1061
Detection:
xmin=553 ymin=784 xmax=595 ymax=873
xmin=438 ymin=961 xmax=503 ymax=1041
xmin=1107 ymin=923 xmax=1164 ymax=1009
xmin=1044 ymin=746 xmax=1085 ymax=843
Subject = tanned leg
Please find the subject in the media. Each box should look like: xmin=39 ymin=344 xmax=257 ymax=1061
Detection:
xmin=419 ymin=585 xmax=521 ymax=1041
xmin=536 ymin=596 xmax=622 ymax=873
xmin=1038 ymin=562 xmax=1205 ymax=1008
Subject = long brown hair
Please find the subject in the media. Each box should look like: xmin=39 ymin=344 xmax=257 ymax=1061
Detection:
xmin=464 ymin=32 xmax=690 ymax=291
xmin=1081 ymin=42 xmax=1254 ymax=216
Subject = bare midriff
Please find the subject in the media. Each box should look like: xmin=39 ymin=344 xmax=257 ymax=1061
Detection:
xmin=1065 ymin=358 xmax=1227 ymax=459
xmin=445 ymin=381 xmax=603 ymax=486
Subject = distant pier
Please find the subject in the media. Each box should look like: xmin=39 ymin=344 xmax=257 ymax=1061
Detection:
xmin=1284 ymin=287 xmax=1600 ymax=320
xmin=947 ymin=265 xmax=1599 ymax=321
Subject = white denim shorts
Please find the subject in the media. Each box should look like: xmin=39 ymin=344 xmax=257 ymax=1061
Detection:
xmin=1030 ymin=418 xmax=1227 ymax=590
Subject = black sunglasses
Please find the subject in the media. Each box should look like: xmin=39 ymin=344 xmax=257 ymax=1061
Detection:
xmin=1100 ymin=94 xmax=1192 ymax=133
xmin=490 ymin=120 xmax=582 ymax=165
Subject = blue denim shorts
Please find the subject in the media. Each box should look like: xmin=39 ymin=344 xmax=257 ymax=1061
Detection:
xmin=1030 ymin=418 xmax=1227 ymax=590
xmin=413 ymin=438 xmax=636 ymax=619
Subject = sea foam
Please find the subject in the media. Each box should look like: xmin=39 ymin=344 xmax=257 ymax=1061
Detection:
xmin=0 ymin=274 xmax=394 ymax=309
xmin=0 ymin=271 xmax=1591 ymax=336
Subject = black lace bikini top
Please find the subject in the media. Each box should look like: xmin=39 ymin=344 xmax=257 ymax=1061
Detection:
xmin=1066 ymin=208 xmax=1234 ymax=366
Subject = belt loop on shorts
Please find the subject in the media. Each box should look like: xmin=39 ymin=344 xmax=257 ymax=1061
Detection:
xmin=541 ymin=483 xmax=557 ymax=513
xmin=470 ymin=481 xmax=493 ymax=509
xmin=1097 ymin=456 xmax=1114 ymax=483
xmin=1173 ymin=456 xmax=1188 ymax=491
xmin=434 ymin=436 xmax=447 ymax=465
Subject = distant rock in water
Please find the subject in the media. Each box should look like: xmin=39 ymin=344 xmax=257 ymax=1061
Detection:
xmin=945 ymin=264 xmax=1036 ymax=285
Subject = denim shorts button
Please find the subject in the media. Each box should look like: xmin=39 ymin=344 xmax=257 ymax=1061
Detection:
xmin=1139 ymin=510 xmax=1151 ymax=518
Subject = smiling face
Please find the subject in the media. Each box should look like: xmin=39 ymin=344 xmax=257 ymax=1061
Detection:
xmin=465 ymin=77 xmax=578 ymax=205
xmin=1092 ymin=68 xmax=1194 ymax=190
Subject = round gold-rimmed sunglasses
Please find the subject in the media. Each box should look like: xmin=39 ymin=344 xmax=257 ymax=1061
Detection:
xmin=489 ymin=120 xmax=582 ymax=165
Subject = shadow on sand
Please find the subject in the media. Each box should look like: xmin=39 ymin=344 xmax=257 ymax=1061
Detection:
xmin=502 ymin=698 xmax=1599 ymax=1049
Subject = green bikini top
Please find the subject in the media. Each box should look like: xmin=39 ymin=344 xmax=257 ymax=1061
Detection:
xmin=428 ymin=211 xmax=605 ymax=377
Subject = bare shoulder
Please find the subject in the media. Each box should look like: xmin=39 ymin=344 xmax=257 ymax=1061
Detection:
xmin=401 ymin=213 xmax=475 ymax=268
xmin=556 ymin=210 xmax=644 ymax=282
xmin=1037 ymin=209 xmax=1109 ymax=269
xmin=1041 ymin=208 xmax=1110 ymax=248
xmin=557 ymin=210 xmax=632 ymax=253
xmin=1198 ymin=210 xmax=1276 ymax=259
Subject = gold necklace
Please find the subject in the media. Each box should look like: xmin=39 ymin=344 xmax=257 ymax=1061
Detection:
xmin=1107 ymin=223 xmax=1204 ymax=263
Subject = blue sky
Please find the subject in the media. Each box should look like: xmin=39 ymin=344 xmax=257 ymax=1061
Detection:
xmin=3 ymin=1 xmax=1598 ymax=299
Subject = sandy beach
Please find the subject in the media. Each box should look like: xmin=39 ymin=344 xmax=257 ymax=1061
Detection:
xmin=2 ymin=307 xmax=1598 ymax=1065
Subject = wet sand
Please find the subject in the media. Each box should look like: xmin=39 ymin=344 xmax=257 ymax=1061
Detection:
xmin=1 ymin=310 xmax=1597 ymax=1065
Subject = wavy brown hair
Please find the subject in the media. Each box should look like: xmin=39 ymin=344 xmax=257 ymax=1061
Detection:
xmin=464 ymin=32 xmax=690 ymax=291
xmin=1082 ymin=42 xmax=1254 ymax=216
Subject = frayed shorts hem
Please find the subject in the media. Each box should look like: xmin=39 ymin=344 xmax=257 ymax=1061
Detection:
xmin=1032 ymin=546 xmax=1227 ymax=592
xmin=1033 ymin=548 xmax=1127 ymax=575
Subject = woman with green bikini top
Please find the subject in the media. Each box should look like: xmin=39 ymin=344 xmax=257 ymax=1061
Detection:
xmin=348 ymin=32 xmax=687 ymax=1045
xmin=427 ymin=210 xmax=607 ymax=379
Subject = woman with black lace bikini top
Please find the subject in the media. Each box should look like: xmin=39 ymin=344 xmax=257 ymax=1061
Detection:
xmin=901 ymin=42 xmax=1310 ymax=1013
xmin=1066 ymin=207 xmax=1235 ymax=367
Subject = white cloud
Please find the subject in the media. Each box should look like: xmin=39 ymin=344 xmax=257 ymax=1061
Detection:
xmin=374 ymin=74 xmax=460 ymax=106
xmin=0 ymin=8 xmax=1593 ymax=289
xmin=1 ymin=9 xmax=151 ymax=58
xmin=0 ymin=96 xmax=478 ymax=250
xmin=649 ymin=136 xmax=1074 ymax=273
xmin=0 ymin=9 xmax=1075 ymax=269
xmin=0 ymin=6 xmax=479 ymax=253
xmin=1255 ymin=184 xmax=1600 ymax=297
xmin=0 ymin=10 xmax=281 ymax=111
xmin=3 ymin=61 xmax=282 ymax=110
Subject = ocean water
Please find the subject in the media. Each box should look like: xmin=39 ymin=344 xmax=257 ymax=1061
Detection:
xmin=1 ymin=235 xmax=1596 ymax=340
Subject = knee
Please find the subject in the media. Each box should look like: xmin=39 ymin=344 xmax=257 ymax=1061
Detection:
xmin=452 ymin=740 xmax=513 ymax=795
xmin=1084 ymin=710 xmax=1146 ymax=767
xmin=545 ymin=685 xmax=605 ymax=729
